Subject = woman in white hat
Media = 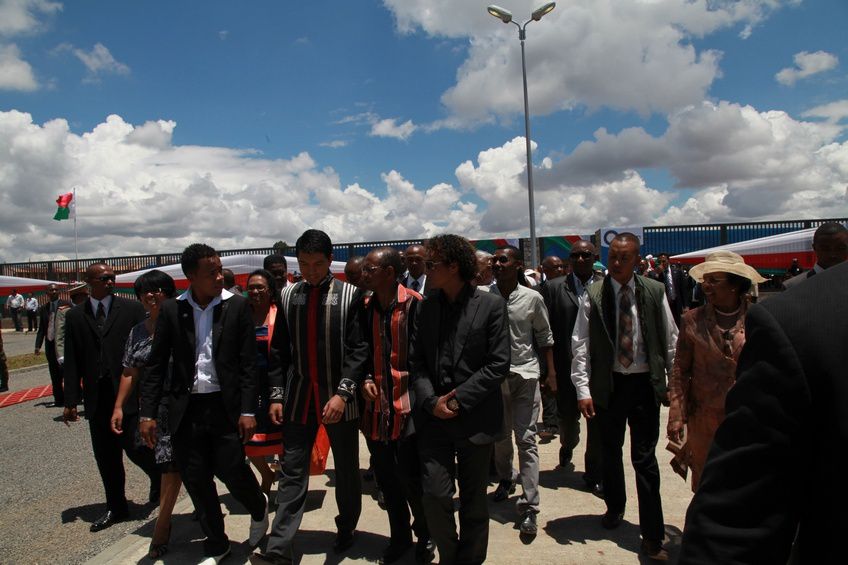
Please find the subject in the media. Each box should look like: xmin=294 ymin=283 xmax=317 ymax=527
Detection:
xmin=666 ymin=250 xmax=765 ymax=492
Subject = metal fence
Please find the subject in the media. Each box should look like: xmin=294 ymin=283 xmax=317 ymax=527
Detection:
xmin=3 ymin=218 xmax=846 ymax=282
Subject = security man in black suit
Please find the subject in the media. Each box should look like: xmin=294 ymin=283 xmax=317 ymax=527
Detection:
xmin=140 ymin=244 xmax=269 ymax=564
xmin=680 ymin=260 xmax=848 ymax=564
xmin=410 ymin=234 xmax=510 ymax=565
xmin=649 ymin=252 xmax=690 ymax=327
xmin=63 ymin=262 xmax=159 ymax=532
xmin=540 ymin=240 xmax=605 ymax=494
xmin=34 ymin=283 xmax=71 ymax=406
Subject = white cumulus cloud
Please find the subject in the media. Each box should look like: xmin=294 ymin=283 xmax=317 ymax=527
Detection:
xmin=370 ymin=118 xmax=417 ymax=140
xmin=0 ymin=110 xmax=479 ymax=262
xmin=0 ymin=43 xmax=37 ymax=90
xmin=775 ymin=50 xmax=839 ymax=86
xmin=0 ymin=0 xmax=61 ymax=37
xmin=383 ymin=0 xmax=794 ymax=127
xmin=801 ymin=99 xmax=848 ymax=124
xmin=55 ymin=42 xmax=131 ymax=82
xmin=537 ymin=100 xmax=848 ymax=221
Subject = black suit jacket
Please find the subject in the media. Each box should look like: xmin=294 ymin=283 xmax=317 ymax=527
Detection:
xmin=63 ymin=296 xmax=145 ymax=415
xmin=140 ymin=293 xmax=258 ymax=435
xmin=35 ymin=299 xmax=71 ymax=350
xmin=409 ymin=286 xmax=509 ymax=445
xmin=540 ymin=273 xmax=604 ymax=376
xmin=680 ymin=260 xmax=848 ymax=564
xmin=649 ymin=267 xmax=690 ymax=317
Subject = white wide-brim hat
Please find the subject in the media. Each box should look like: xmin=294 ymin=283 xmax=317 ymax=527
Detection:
xmin=688 ymin=250 xmax=766 ymax=284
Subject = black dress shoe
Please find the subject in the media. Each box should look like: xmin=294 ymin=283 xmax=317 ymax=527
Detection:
xmin=583 ymin=480 xmax=604 ymax=499
xmin=90 ymin=510 xmax=128 ymax=532
xmin=600 ymin=511 xmax=624 ymax=530
xmin=518 ymin=511 xmax=538 ymax=536
xmin=381 ymin=540 xmax=413 ymax=564
xmin=492 ymin=478 xmax=516 ymax=502
xmin=641 ymin=539 xmax=670 ymax=561
xmin=333 ymin=529 xmax=356 ymax=553
xmin=415 ymin=539 xmax=436 ymax=563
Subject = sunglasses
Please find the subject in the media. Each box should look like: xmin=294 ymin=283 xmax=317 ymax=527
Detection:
xmin=361 ymin=265 xmax=385 ymax=274
xmin=424 ymin=261 xmax=444 ymax=271
xmin=570 ymin=252 xmax=593 ymax=259
xmin=494 ymin=255 xmax=511 ymax=264
xmin=96 ymin=275 xmax=116 ymax=282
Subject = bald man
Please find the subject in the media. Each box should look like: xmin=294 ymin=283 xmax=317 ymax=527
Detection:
xmin=63 ymin=263 xmax=158 ymax=532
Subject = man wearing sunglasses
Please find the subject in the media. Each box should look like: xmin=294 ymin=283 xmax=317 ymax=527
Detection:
xmin=540 ymin=240 xmax=605 ymax=496
xmin=63 ymin=262 xmax=159 ymax=532
xmin=409 ymin=234 xmax=509 ymax=565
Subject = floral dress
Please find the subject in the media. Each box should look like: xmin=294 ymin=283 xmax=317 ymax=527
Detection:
xmin=122 ymin=321 xmax=174 ymax=467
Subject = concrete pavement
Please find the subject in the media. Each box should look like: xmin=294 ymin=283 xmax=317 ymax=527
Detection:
xmin=86 ymin=408 xmax=694 ymax=565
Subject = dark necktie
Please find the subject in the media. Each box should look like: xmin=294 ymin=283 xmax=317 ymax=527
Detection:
xmin=411 ymin=279 xmax=420 ymax=292
xmin=96 ymin=302 xmax=106 ymax=332
xmin=618 ymin=286 xmax=634 ymax=368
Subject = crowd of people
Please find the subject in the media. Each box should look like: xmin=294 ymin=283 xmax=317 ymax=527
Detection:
xmin=1 ymin=220 xmax=845 ymax=564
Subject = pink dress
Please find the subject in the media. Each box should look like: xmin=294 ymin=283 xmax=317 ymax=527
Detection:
xmin=668 ymin=303 xmax=747 ymax=491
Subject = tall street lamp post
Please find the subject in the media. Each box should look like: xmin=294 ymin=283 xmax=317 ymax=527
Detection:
xmin=487 ymin=2 xmax=555 ymax=267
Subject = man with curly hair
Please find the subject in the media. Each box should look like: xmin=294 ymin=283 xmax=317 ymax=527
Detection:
xmin=410 ymin=234 xmax=510 ymax=565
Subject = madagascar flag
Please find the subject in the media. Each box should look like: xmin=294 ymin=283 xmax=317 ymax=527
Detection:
xmin=53 ymin=192 xmax=73 ymax=221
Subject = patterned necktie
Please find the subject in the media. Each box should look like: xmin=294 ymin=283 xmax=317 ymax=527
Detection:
xmin=411 ymin=279 xmax=420 ymax=292
xmin=666 ymin=269 xmax=676 ymax=300
xmin=96 ymin=302 xmax=106 ymax=332
xmin=47 ymin=309 xmax=56 ymax=341
xmin=618 ymin=285 xmax=634 ymax=368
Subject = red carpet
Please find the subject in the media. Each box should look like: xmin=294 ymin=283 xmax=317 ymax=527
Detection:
xmin=0 ymin=385 xmax=53 ymax=408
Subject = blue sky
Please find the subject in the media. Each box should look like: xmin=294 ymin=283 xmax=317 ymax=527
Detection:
xmin=0 ymin=0 xmax=846 ymax=261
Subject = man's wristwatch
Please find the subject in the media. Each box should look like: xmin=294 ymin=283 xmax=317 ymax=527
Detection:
xmin=139 ymin=417 xmax=154 ymax=423
xmin=446 ymin=397 xmax=460 ymax=412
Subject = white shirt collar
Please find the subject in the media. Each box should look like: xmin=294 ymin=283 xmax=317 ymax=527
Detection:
xmin=609 ymin=275 xmax=636 ymax=295
xmin=178 ymin=287 xmax=234 ymax=307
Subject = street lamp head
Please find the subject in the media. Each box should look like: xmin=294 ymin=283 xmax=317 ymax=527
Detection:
xmin=531 ymin=2 xmax=556 ymax=21
xmin=487 ymin=5 xmax=513 ymax=24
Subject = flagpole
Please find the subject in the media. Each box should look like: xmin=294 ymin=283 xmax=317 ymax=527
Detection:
xmin=73 ymin=186 xmax=79 ymax=281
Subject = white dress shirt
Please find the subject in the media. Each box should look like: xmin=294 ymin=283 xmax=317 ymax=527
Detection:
xmin=405 ymin=273 xmax=426 ymax=293
xmin=570 ymin=276 xmax=678 ymax=401
xmin=178 ymin=288 xmax=233 ymax=394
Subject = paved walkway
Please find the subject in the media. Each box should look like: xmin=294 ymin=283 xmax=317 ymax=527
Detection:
xmin=86 ymin=409 xmax=693 ymax=565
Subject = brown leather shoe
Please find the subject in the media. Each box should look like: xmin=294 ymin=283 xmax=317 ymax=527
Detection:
xmin=641 ymin=539 xmax=669 ymax=561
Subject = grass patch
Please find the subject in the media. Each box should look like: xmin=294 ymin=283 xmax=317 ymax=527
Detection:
xmin=6 ymin=353 xmax=46 ymax=371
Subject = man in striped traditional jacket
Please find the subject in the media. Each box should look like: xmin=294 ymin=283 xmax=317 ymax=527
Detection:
xmin=256 ymin=230 xmax=369 ymax=565
xmin=353 ymin=247 xmax=434 ymax=564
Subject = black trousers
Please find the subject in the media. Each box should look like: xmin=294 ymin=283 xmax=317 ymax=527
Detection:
xmin=173 ymin=393 xmax=266 ymax=557
xmin=10 ymin=308 xmax=22 ymax=331
xmin=597 ymin=372 xmax=664 ymax=542
xmin=366 ymin=435 xmax=429 ymax=546
xmin=556 ymin=377 xmax=603 ymax=482
xmin=540 ymin=390 xmax=558 ymax=430
xmin=45 ymin=341 xmax=64 ymax=405
xmin=27 ymin=311 xmax=38 ymax=332
xmin=418 ymin=430 xmax=492 ymax=565
xmin=89 ymin=377 xmax=159 ymax=515
xmin=265 ymin=417 xmax=362 ymax=559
